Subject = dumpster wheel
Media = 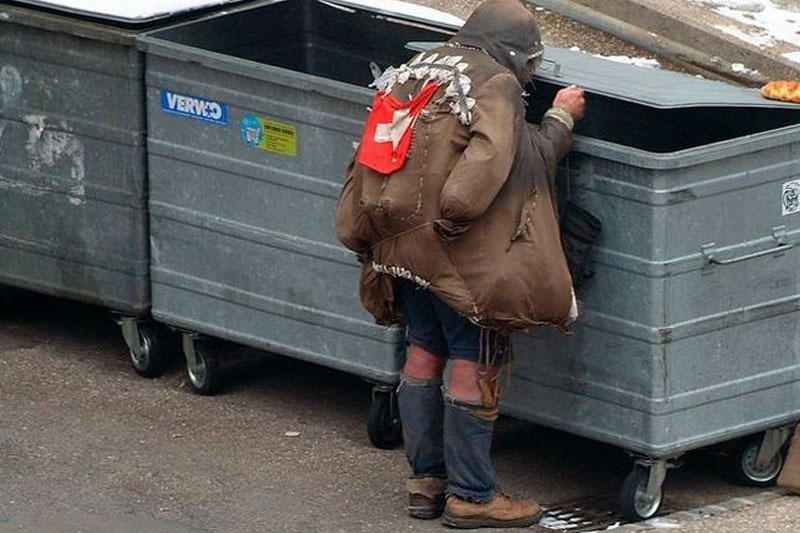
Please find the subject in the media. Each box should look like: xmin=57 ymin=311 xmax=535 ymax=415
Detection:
xmin=119 ymin=318 xmax=172 ymax=378
xmin=367 ymin=387 xmax=402 ymax=449
xmin=182 ymin=334 xmax=221 ymax=396
xmin=732 ymin=430 xmax=788 ymax=487
xmin=620 ymin=464 xmax=664 ymax=521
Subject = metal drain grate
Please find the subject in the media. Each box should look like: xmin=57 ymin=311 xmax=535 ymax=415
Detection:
xmin=535 ymin=495 xmax=673 ymax=532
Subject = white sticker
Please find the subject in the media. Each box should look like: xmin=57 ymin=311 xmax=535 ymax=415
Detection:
xmin=783 ymin=179 xmax=800 ymax=216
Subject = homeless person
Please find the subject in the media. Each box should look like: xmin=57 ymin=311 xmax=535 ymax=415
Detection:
xmin=335 ymin=0 xmax=586 ymax=528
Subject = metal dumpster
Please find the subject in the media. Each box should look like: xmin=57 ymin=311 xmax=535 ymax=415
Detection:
xmin=136 ymin=0 xmax=460 ymax=447
xmin=503 ymin=47 xmax=800 ymax=519
xmin=0 ymin=1 xmax=251 ymax=377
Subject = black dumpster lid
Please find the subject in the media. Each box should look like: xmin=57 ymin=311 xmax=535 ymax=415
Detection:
xmin=7 ymin=0 xmax=252 ymax=24
xmin=406 ymin=42 xmax=799 ymax=110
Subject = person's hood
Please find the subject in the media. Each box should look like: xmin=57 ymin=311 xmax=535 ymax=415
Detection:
xmin=450 ymin=0 xmax=544 ymax=85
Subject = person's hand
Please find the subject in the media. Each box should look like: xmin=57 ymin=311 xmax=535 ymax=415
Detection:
xmin=553 ymin=85 xmax=586 ymax=122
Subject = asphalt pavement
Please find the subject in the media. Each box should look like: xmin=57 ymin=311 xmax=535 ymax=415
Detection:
xmin=0 ymin=288 xmax=793 ymax=532
xmin=3 ymin=2 xmax=800 ymax=532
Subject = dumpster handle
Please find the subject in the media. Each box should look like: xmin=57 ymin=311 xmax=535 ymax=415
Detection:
xmin=702 ymin=226 xmax=793 ymax=267
xmin=539 ymin=58 xmax=562 ymax=78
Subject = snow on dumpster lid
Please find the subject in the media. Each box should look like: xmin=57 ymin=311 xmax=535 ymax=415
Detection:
xmin=321 ymin=0 xmax=463 ymax=29
xmin=326 ymin=0 xmax=463 ymax=28
xmin=10 ymin=0 xmax=251 ymax=23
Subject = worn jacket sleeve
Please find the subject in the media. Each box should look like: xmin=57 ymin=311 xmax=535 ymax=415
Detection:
xmin=334 ymin=154 xmax=371 ymax=256
xmin=528 ymin=114 xmax=573 ymax=184
xmin=439 ymin=72 xmax=520 ymax=224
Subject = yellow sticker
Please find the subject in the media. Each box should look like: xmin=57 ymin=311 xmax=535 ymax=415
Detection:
xmin=260 ymin=118 xmax=297 ymax=157
xmin=239 ymin=114 xmax=298 ymax=157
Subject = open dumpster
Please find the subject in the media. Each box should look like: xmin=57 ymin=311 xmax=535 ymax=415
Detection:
xmin=0 ymin=0 xmax=252 ymax=377
xmin=504 ymin=47 xmax=800 ymax=520
xmin=136 ymin=0 xmax=460 ymax=447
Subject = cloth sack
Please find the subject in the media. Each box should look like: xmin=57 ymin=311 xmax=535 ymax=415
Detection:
xmin=778 ymin=424 xmax=800 ymax=494
xmin=561 ymin=201 xmax=602 ymax=288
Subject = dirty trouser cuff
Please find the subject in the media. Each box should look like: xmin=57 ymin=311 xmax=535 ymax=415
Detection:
xmin=443 ymin=392 xmax=498 ymax=422
xmin=407 ymin=476 xmax=448 ymax=498
xmin=400 ymin=372 xmax=443 ymax=388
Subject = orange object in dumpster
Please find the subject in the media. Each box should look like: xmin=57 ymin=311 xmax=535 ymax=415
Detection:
xmin=761 ymin=80 xmax=800 ymax=103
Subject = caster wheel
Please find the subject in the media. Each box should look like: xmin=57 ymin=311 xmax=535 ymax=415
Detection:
xmin=732 ymin=433 xmax=784 ymax=487
xmin=367 ymin=390 xmax=402 ymax=449
xmin=127 ymin=322 xmax=170 ymax=378
xmin=620 ymin=465 xmax=662 ymax=521
xmin=183 ymin=336 xmax=221 ymax=396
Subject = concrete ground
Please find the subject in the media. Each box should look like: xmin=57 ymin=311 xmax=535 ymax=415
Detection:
xmin=0 ymin=288 xmax=797 ymax=532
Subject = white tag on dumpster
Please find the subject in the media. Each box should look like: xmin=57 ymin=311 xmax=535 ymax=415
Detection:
xmin=783 ymin=179 xmax=800 ymax=216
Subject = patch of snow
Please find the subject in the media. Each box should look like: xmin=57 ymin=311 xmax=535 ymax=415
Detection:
xmin=714 ymin=24 xmax=776 ymax=48
xmin=592 ymin=54 xmax=661 ymax=69
xmin=329 ymin=0 xmax=464 ymax=27
xmin=565 ymin=47 xmax=660 ymax=69
xmin=14 ymin=0 xmax=247 ymax=21
xmin=731 ymin=62 xmax=761 ymax=75
xmin=687 ymin=0 xmax=765 ymax=12
xmin=712 ymin=1 xmax=800 ymax=48
xmin=784 ymin=51 xmax=800 ymax=64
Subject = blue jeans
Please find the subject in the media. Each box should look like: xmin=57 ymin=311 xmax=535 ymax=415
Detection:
xmin=394 ymin=279 xmax=482 ymax=361
xmin=395 ymin=280 xmax=498 ymax=503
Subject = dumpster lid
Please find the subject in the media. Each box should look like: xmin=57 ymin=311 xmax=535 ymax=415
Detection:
xmin=406 ymin=42 xmax=799 ymax=110
xmin=8 ymin=0 xmax=251 ymax=23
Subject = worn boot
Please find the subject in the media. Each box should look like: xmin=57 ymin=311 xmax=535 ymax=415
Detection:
xmin=441 ymin=395 xmax=542 ymax=528
xmin=407 ymin=477 xmax=447 ymax=519
xmin=442 ymin=493 xmax=542 ymax=529
xmin=397 ymin=374 xmax=447 ymax=518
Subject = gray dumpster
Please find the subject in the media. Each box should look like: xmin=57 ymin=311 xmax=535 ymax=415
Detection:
xmin=0 ymin=1 xmax=251 ymax=378
xmin=139 ymin=0 xmax=800 ymax=508
xmin=137 ymin=0 xmax=459 ymax=447
xmin=400 ymin=40 xmax=800 ymax=517
xmin=502 ymin=47 xmax=800 ymax=519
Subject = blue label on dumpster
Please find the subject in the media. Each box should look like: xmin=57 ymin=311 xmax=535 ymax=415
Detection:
xmin=160 ymin=90 xmax=227 ymax=125
xmin=240 ymin=115 xmax=263 ymax=147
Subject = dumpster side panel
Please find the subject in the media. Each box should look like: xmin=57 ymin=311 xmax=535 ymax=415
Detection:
xmin=146 ymin=58 xmax=404 ymax=383
xmin=0 ymin=20 xmax=149 ymax=313
xmin=507 ymin=308 xmax=800 ymax=456
xmin=506 ymin=136 xmax=800 ymax=456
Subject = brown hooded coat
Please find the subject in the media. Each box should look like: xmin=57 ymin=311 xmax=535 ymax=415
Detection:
xmin=335 ymin=0 xmax=575 ymax=332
